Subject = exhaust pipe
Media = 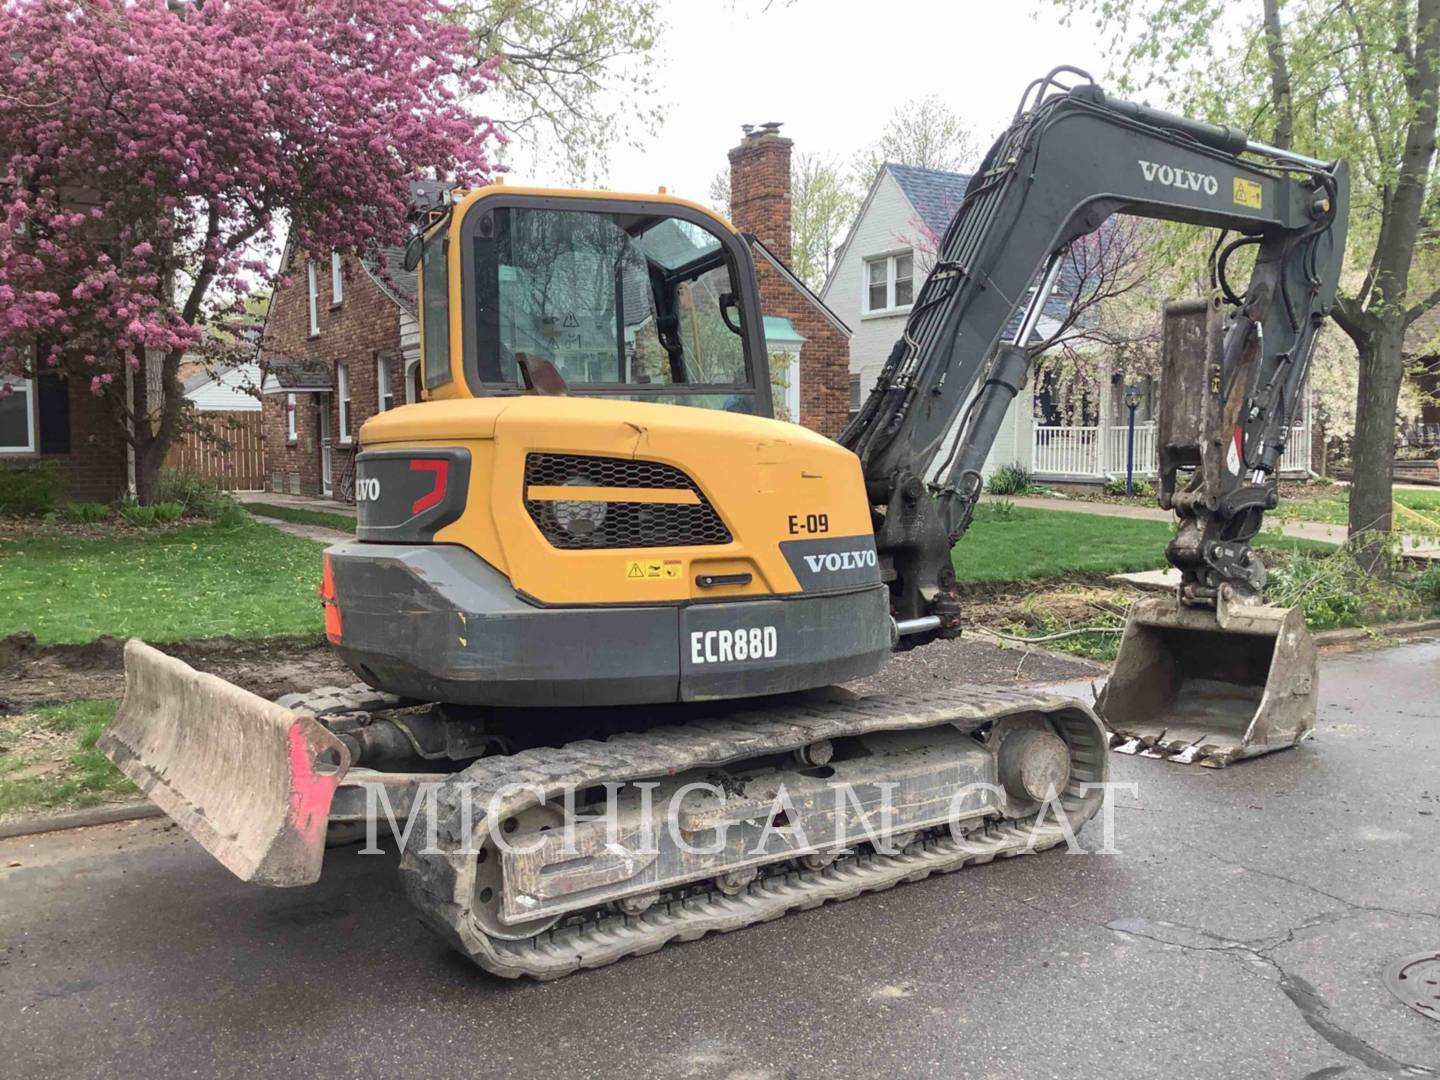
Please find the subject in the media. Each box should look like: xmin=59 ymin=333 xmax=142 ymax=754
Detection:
xmin=1096 ymin=593 xmax=1316 ymax=768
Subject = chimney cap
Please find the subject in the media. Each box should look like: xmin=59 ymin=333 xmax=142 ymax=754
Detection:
xmin=741 ymin=121 xmax=785 ymax=141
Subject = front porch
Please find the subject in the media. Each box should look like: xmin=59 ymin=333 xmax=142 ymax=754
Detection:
xmin=1030 ymin=419 xmax=1314 ymax=481
xmin=1018 ymin=366 xmax=1316 ymax=483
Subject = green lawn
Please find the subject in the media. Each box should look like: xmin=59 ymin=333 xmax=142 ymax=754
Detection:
xmin=245 ymin=502 xmax=355 ymax=533
xmin=0 ymin=521 xmax=326 ymax=645
xmin=954 ymin=504 xmax=1333 ymax=583
xmin=0 ymin=700 xmax=134 ymax=817
xmin=1285 ymin=486 xmax=1440 ymax=527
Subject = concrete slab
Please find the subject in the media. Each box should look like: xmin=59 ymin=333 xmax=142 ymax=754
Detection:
xmin=1109 ymin=567 xmax=1181 ymax=591
xmin=237 ymin=490 xmax=356 ymax=518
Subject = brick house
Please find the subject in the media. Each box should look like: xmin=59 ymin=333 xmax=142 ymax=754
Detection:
xmin=258 ymin=134 xmax=851 ymax=501
xmin=259 ymin=247 xmax=419 ymax=498
xmin=0 ymin=361 xmax=131 ymax=502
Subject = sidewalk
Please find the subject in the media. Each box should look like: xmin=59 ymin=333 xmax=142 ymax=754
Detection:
xmin=1008 ymin=495 xmax=1439 ymax=560
xmin=236 ymin=491 xmax=356 ymax=518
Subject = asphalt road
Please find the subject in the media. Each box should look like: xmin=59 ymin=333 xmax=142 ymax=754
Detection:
xmin=3 ymin=642 xmax=1439 ymax=1079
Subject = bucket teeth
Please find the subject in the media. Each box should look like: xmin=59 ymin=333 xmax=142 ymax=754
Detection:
xmin=1097 ymin=595 xmax=1317 ymax=768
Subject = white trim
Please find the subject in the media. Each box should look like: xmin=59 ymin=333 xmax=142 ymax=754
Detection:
xmin=330 ymin=252 xmax=344 ymax=306
xmin=747 ymin=240 xmax=852 ymax=337
xmin=318 ymin=394 xmax=333 ymax=496
xmin=285 ymin=392 xmax=298 ymax=443
xmin=404 ymin=357 xmax=419 ymax=405
xmin=0 ymin=375 xmax=37 ymax=455
xmin=862 ymin=250 xmax=914 ymax=316
xmin=377 ymin=356 xmax=395 ymax=413
xmin=336 ymin=362 xmax=352 ymax=444
xmin=307 ymin=262 xmax=320 ymax=337
xmin=821 ymin=166 xmax=892 ymax=302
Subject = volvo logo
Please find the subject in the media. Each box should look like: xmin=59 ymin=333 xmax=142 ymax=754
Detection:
xmin=803 ymin=549 xmax=878 ymax=573
xmin=355 ymin=477 xmax=381 ymax=502
xmin=1138 ymin=159 xmax=1219 ymax=195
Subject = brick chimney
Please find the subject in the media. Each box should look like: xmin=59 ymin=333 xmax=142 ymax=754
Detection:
xmin=728 ymin=122 xmax=792 ymax=264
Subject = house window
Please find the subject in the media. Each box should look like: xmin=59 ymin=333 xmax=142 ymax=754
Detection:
xmin=336 ymin=363 xmax=352 ymax=443
xmin=894 ymin=252 xmax=914 ymax=307
xmin=863 ymin=251 xmax=915 ymax=314
xmin=377 ymin=356 xmax=395 ymax=412
xmin=330 ymin=252 xmax=344 ymax=306
xmin=307 ymin=262 xmax=320 ymax=336
xmin=0 ymin=376 xmax=36 ymax=454
xmin=285 ymin=393 xmax=298 ymax=443
xmin=848 ymin=373 xmax=863 ymax=417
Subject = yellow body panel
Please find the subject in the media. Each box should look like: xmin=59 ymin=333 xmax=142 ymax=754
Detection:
xmin=360 ymin=396 xmax=873 ymax=606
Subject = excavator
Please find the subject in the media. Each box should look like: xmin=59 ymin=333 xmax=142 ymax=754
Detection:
xmin=101 ymin=68 xmax=1348 ymax=979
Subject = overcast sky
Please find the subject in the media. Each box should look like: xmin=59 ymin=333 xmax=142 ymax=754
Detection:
xmin=507 ymin=0 xmax=1112 ymax=201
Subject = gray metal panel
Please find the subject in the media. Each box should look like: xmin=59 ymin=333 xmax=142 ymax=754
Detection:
xmin=328 ymin=542 xmax=680 ymax=707
xmin=778 ymin=534 xmax=882 ymax=593
xmin=326 ymin=544 xmax=893 ymax=708
xmin=679 ymin=586 xmax=891 ymax=701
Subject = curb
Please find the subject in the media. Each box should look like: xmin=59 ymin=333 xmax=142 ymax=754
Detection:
xmin=1314 ymin=618 xmax=1440 ymax=646
xmin=0 ymin=802 xmax=163 ymax=841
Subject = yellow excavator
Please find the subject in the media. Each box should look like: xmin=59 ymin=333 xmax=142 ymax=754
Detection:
xmin=102 ymin=68 xmax=1348 ymax=979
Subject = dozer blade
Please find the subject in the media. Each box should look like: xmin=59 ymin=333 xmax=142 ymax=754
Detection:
xmin=99 ymin=639 xmax=352 ymax=885
xmin=1096 ymin=595 xmax=1316 ymax=768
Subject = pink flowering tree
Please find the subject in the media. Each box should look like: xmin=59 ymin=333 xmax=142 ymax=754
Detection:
xmin=0 ymin=0 xmax=499 ymax=500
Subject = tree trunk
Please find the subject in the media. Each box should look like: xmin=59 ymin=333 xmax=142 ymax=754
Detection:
xmin=1261 ymin=0 xmax=1294 ymax=149
xmin=1348 ymin=339 xmax=1401 ymax=542
xmin=133 ymin=346 xmax=187 ymax=503
xmin=1339 ymin=0 xmax=1440 ymax=553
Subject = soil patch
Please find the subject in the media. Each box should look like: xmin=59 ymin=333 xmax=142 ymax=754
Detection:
xmin=0 ymin=633 xmax=351 ymax=709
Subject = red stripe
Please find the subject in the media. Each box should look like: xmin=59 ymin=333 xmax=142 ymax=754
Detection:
xmin=410 ymin=458 xmax=449 ymax=514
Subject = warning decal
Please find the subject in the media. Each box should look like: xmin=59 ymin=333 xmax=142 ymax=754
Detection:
xmin=625 ymin=559 xmax=682 ymax=581
xmin=1227 ymin=425 xmax=1244 ymax=476
xmin=1233 ymin=177 xmax=1263 ymax=210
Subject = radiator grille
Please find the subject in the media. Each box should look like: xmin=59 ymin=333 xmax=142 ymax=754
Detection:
xmin=523 ymin=453 xmax=732 ymax=549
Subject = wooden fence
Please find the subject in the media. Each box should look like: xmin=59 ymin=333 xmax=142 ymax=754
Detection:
xmin=165 ymin=410 xmax=266 ymax=491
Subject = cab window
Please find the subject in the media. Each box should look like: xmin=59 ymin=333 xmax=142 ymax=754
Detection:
xmin=421 ymin=236 xmax=451 ymax=390
xmin=469 ymin=206 xmax=755 ymax=409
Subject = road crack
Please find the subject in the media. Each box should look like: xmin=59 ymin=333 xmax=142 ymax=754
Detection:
xmin=1105 ymin=916 xmax=1437 ymax=1077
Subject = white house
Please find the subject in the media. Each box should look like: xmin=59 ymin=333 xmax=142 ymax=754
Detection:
xmin=182 ymin=361 xmax=263 ymax=412
xmin=822 ymin=162 xmax=1313 ymax=484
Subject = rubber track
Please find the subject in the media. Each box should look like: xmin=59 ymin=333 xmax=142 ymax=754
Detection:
xmin=398 ymin=686 xmax=1108 ymax=980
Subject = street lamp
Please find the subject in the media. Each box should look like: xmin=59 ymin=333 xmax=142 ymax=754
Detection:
xmin=1123 ymin=384 xmax=1140 ymax=497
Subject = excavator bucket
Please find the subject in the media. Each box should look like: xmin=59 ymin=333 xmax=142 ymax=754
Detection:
xmin=98 ymin=640 xmax=352 ymax=885
xmin=1097 ymin=596 xmax=1316 ymax=768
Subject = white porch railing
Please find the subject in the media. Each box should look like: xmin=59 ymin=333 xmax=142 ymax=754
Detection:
xmin=1033 ymin=425 xmax=1101 ymax=477
xmin=1031 ymin=421 xmax=1312 ymax=479
xmin=1104 ymin=423 xmax=1159 ymax=478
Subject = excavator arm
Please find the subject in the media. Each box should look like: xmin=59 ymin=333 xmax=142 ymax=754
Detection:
xmin=842 ymin=68 xmax=1349 ymax=627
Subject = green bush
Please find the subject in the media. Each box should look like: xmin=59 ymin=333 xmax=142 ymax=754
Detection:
xmin=983 ymin=498 xmax=1017 ymax=521
xmin=1265 ymin=542 xmax=1434 ymax=630
xmin=58 ymin=502 xmax=111 ymax=524
xmin=151 ymin=467 xmax=235 ymax=520
xmin=1417 ymin=564 xmax=1440 ymax=605
xmin=986 ymin=463 xmax=1033 ymax=496
xmin=0 ymin=460 xmax=61 ymax=517
xmin=1102 ymin=475 xmax=1155 ymax=498
xmin=121 ymin=500 xmax=185 ymax=528
xmin=212 ymin=502 xmax=250 ymax=530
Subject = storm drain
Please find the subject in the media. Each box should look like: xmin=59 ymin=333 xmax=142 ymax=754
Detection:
xmin=1384 ymin=950 xmax=1440 ymax=1022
